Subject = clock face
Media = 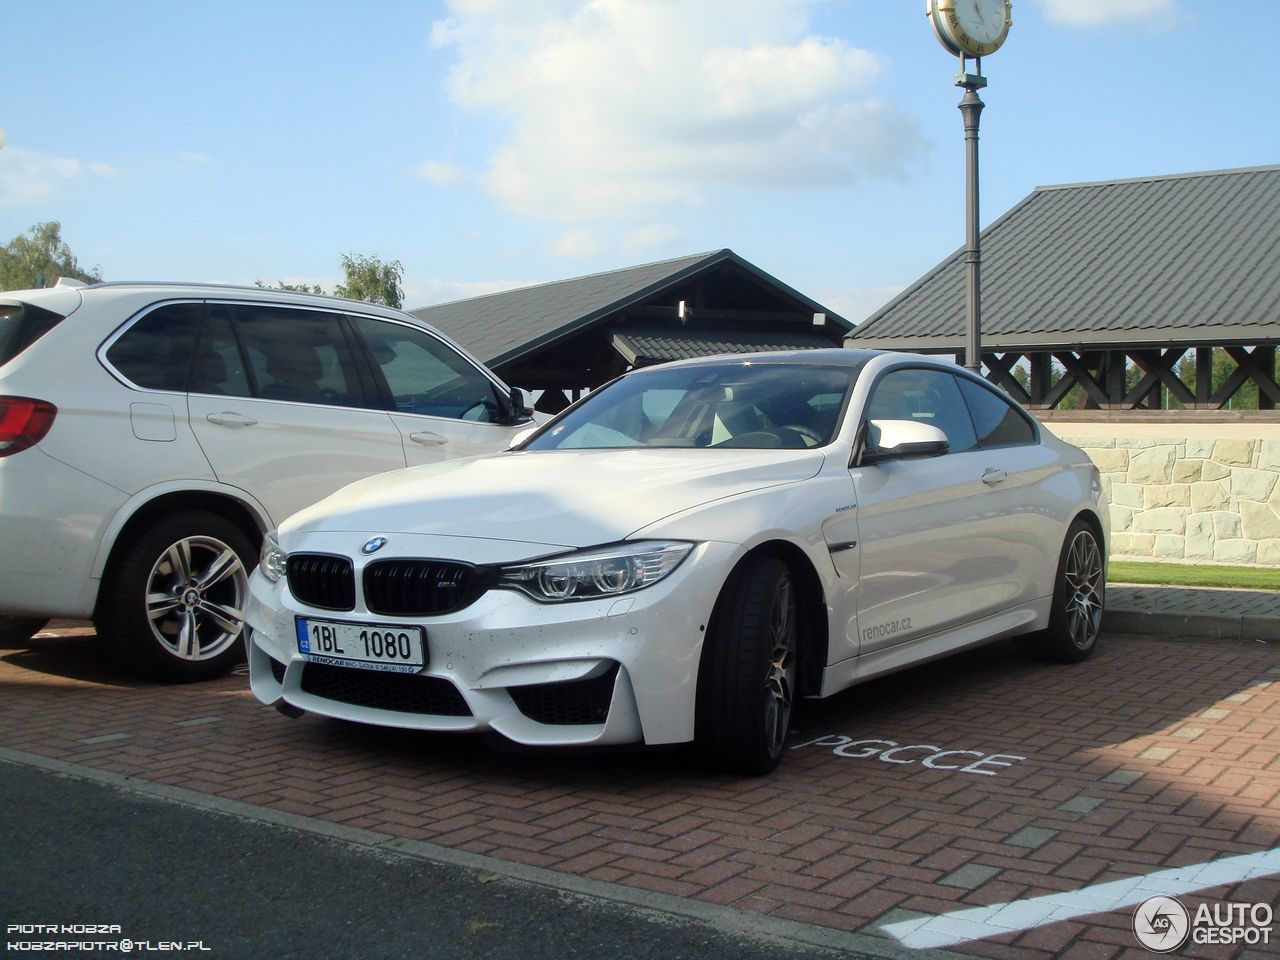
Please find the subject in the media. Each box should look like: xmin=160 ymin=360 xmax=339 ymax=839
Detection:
xmin=928 ymin=0 xmax=1011 ymax=58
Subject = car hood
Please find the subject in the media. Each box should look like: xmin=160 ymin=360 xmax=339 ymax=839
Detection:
xmin=283 ymin=448 xmax=825 ymax=549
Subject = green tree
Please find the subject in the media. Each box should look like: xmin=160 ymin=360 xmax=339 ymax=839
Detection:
xmin=0 ymin=221 xmax=102 ymax=290
xmin=254 ymin=253 xmax=404 ymax=308
xmin=333 ymin=253 xmax=404 ymax=308
xmin=254 ymin=279 xmax=326 ymax=295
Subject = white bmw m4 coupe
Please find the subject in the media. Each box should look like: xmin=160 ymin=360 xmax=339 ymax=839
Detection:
xmin=245 ymin=349 xmax=1107 ymax=774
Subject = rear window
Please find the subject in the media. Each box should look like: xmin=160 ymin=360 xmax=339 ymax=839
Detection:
xmin=105 ymin=303 xmax=203 ymax=392
xmin=0 ymin=302 xmax=66 ymax=368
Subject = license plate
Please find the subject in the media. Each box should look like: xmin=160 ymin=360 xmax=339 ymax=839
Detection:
xmin=295 ymin=618 xmax=426 ymax=674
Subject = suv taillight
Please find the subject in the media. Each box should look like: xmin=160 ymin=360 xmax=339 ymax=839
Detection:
xmin=0 ymin=396 xmax=57 ymax=457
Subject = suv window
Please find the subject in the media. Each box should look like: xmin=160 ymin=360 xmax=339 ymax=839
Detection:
xmin=957 ymin=377 xmax=1036 ymax=447
xmin=105 ymin=303 xmax=202 ymax=391
xmin=189 ymin=310 xmax=252 ymax=397
xmin=0 ymin=302 xmax=67 ymax=368
xmin=865 ymin=367 xmax=977 ymax=454
xmin=225 ymin=305 xmax=365 ymax=407
xmin=350 ymin=315 xmax=503 ymax=423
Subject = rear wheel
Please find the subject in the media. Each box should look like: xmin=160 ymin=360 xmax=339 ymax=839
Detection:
xmin=0 ymin=616 xmax=49 ymax=645
xmin=97 ymin=511 xmax=254 ymax=682
xmin=1018 ymin=519 xmax=1105 ymax=663
xmin=696 ymin=556 xmax=798 ymax=775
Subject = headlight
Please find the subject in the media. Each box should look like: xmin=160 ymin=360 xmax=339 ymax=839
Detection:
xmin=498 ymin=540 xmax=693 ymax=602
xmin=259 ymin=531 xmax=288 ymax=583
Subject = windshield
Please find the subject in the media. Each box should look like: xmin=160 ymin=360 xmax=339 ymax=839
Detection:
xmin=0 ymin=302 xmax=66 ymax=368
xmin=526 ymin=361 xmax=859 ymax=451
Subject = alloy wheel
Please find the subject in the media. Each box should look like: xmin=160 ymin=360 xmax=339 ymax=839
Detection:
xmin=1063 ymin=530 xmax=1104 ymax=650
xmin=144 ymin=535 xmax=248 ymax=661
xmin=763 ymin=576 xmax=797 ymax=756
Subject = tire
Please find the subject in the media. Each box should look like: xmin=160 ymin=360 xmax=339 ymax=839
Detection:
xmin=696 ymin=556 xmax=799 ymax=776
xmin=0 ymin=616 xmax=49 ymax=645
xmin=96 ymin=511 xmax=254 ymax=682
xmin=1017 ymin=519 xmax=1105 ymax=664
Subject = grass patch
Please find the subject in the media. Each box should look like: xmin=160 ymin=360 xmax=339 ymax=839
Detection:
xmin=1109 ymin=560 xmax=1279 ymax=590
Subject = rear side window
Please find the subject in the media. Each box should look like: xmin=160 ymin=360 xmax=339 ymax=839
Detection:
xmin=957 ymin=378 xmax=1036 ymax=447
xmin=230 ymin=305 xmax=365 ymax=407
xmin=0 ymin=302 xmax=66 ymax=368
xmin=105 ymin=303 xmax=202 ymax=391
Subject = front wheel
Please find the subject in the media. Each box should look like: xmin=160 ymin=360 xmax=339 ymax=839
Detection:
xmin=96 ymin=511 xmax=254 ymax=682
xmin=696 ymin=556 xmax=798 ymax=776
xmin=1018 ymin=519 xmax=1105 ymax=663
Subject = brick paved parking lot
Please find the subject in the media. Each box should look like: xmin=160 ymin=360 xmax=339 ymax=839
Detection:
xmin=3 ymin=624 xmax=1278 ymax=959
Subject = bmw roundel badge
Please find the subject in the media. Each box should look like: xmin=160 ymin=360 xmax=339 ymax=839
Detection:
xmin=361 ymin=536 xmax=388 ymax=555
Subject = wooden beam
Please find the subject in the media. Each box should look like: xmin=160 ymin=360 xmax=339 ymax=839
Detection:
xmin=1126 ymin=349 xmax=1194 ymax=408
xmin=1220 ymin=345 xmax=1280 ymax=407
xmin=1053 ymin=352 xmax=1110 ymax=409
xmin=1029 ymin=354 xmax=1053 ymax=408
xmin=1195 ymin=347 xmax=1213 ymax=409
xmin=627 ymin=306 xmax=814 ymax=324
xmin=982 ymin=353 xmax=1030 ymax=405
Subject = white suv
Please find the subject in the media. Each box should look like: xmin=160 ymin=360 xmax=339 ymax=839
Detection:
xmin=0 ymin=280 xmax=534 ymax=681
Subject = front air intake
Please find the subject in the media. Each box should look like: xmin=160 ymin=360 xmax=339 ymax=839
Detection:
xmin=363 ymin=559 xmax=486 ymax=616
xmin=299 ymin=663 xmax=472 ymax=716
xmin=286 ymin=554 xmax=355 ymax=611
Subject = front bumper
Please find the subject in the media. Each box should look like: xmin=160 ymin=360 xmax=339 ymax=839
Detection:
xmin=245 ymin=535 xmax=743 ymax=747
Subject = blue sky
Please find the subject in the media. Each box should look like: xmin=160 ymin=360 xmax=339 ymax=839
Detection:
xmin=2 ymin=1 xmax=1275 ymax=323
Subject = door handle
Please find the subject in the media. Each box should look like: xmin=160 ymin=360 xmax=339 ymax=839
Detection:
xmin=981 ymin=468 xmax=1007 ymax=486
xmin=205 ymin=412 xmax=258 ymax=428
xmin=409 ymin=431 xmax=448 ymax=446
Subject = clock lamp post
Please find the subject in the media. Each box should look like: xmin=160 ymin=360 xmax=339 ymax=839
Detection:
xmin=925 ymin=0 xmax=1012 ymax=373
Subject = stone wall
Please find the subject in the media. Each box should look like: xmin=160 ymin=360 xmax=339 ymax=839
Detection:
xmin=1040 ymin=422 xmax=1280 ymax=565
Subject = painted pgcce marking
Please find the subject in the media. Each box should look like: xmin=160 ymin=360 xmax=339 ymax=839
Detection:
xmin=790 ymin=734 xmax=1026 ymax=776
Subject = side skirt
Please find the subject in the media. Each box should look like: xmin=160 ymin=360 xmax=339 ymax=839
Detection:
xmin=815 ymin=597 xmax=1053 ymax=699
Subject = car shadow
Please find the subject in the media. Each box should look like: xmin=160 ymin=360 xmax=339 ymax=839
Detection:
xmin=0 ymin=621 xmax=147 ymax=689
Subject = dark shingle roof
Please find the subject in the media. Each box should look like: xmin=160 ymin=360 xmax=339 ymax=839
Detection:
xmin=411 ymin=249 xmax=847 ymax=366
xmin=849 ymin=165 xmax=1280 ymax=350
xmin=612 ymin=326 xmax=839 ymax=365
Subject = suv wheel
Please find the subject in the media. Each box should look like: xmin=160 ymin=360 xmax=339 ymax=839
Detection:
xmin=97 ymin=511 xmax=254 ymax=682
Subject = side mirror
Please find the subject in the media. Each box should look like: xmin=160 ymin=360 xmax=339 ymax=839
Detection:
xmin=508 ymin=387 xmax=535 ymax=424
xmin=860 ymin=419 xmax=949 ymax=465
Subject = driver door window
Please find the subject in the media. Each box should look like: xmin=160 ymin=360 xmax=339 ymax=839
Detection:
xmin=864 ymin=367 xmax=977 ymax=454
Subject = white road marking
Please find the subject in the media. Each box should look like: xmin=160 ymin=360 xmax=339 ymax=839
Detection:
xmin=881 ymin=847 xmax=1280 ymax=950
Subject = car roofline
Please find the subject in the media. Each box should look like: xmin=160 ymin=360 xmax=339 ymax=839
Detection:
xmin=75 ymin=280 xmax=403 ymax=312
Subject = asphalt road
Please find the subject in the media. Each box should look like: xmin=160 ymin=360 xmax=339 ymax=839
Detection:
xmin=0 ymin=762 xmax=872 ymax=960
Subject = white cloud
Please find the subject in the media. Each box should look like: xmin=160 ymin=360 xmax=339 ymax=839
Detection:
xmin=0 ymin=146 xmax=116 ymax=208
xmin=621 ymin=223 xmax=683 ymax=254
xmin=404 ymin=276 xmax=537 ymax=309
xmin=1034 ymin=0 xmax=1180 ymax=28
xmin=411 ymin=159 xmax=470 ymax=187
xmin=551 ymin=227 xmax=600 ymax=258
xmin=427 ymin=0 xmax=926 ymax=225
